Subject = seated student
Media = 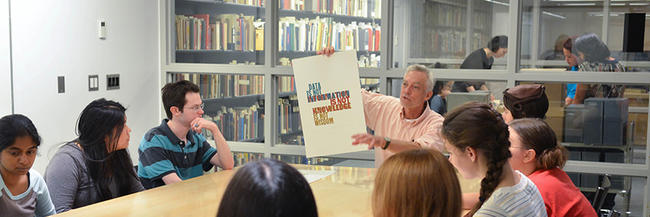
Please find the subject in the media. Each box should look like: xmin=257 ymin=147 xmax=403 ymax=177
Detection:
xmin=502 ymin=84 xmax=549 ymax=123
xmin=138 ymin=80 xmax=234 ymax=189
xmin=45 ymin=99 xmax=144 ymax=213
xmin=217 ymin=159 xmax=317 ymax=217
xmin=430 ymin=81 xmax=452 ymax=116
xmin=508 ymin=118 xmax=596 ymax=217
xmin=442 ymin=102 xmax=547 ymax=217
xmin=373 ymin=149 xmax=461 ymax=217
xmin=0 ymin=114 xmax=56 ymax=217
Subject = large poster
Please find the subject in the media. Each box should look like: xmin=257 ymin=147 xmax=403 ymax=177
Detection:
xmin=291 ymin=51 xmax=367 ymax=157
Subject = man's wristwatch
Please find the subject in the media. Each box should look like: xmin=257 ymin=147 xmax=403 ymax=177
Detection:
xmin=382 ymin=137 xmax=391 ymax=150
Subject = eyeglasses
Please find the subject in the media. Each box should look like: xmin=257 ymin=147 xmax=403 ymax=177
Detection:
xmin=186 ymin=103 xmax=205 ymax=111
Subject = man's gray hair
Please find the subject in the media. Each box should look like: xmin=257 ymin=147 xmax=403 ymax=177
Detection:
xmin=406 ymin=64 xmax=434 ymax=91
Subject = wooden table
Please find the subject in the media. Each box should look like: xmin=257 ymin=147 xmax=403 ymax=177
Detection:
xmin=54 ymin=164 xmax=480 ymax=217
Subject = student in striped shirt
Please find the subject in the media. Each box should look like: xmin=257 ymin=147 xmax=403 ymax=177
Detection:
xmin=442 ymin=102 xmax=547 ymax=217
xmin=138 ymin=80 xmax=234 ymax=189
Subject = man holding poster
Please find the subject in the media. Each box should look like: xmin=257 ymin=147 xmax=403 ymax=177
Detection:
xmin=320 ymin=48 xmax=445 ymax=167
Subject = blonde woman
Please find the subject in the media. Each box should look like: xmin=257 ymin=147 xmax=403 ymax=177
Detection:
xmin=373 ymin=149 xmax=462 ymax=217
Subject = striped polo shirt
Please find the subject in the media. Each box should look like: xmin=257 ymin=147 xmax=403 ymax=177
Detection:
xmin=137 ymin=119 xmax=217 ymax=189
xmin=474 ymin=171 xmax=548 ymax=217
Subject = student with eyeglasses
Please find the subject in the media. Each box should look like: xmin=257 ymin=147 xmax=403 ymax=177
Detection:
xmin=508 ymin=118 xmax=596 ymax=217
xmin=137 ymin=80 xmax=234 ymax=189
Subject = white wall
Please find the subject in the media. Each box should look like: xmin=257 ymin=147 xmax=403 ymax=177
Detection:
xmin=0 ymin=0 xmax=11 ymax=116
xmin=11 ymin=0 xmax=160 ymax=173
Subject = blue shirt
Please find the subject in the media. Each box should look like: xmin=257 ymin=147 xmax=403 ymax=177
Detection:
xmin=566 ymin=66 xmax=578 ymax=99
xmin=138 ymin=119 xmax=218 ymax=189
xmin=0 ymin=170 xmax=56 ymax=217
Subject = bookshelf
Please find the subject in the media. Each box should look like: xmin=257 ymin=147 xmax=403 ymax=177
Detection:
xmin=277 ymin=0 xmax=382 ymax=68
xmin=396 ymin=0 xmax=493 ymax=67
xmin=174 ymin=0 xmax=266 ymax=64
xmin=173 ymin=0 xmax=381 ymax=67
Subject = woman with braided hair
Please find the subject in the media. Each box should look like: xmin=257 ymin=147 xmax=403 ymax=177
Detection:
xmin=442 ymin=102 xmax=546 ymax=217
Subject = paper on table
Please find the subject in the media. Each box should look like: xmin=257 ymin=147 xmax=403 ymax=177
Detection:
xmin=298 ymin=169 xmax=335 ymax=183
xmin=291 ymin=50 xmax=368 ymax=157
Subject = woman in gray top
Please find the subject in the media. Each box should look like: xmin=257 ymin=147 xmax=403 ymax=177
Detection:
xmin=45 ymin=99 xmax=144 ymax=213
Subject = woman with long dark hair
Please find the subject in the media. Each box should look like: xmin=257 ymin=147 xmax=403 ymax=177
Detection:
xmin=45 ymin=98 xmax=143 ymax=213
xmin=442 ymin=102 xmax=546 ymax=217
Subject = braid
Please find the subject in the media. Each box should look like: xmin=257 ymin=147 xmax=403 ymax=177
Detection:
xmin=463 ymin=105 xmax=512 ymax=217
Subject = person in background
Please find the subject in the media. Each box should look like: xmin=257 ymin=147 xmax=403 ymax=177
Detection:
xmin=138 ymin=80 xmax=234 ymax=189
xmin=508 ymin=118 xmax=596 ymax=217
xmin=45 ymin=99 xmax=144 ymax=213
xmin=430 ymin=81 xmax=452 ymax=116
xmin=572 ymin=33 xmax=626 ymax=104
xmin=216 ymin=159 xmax=318 ymax=217
xmin=562 ymin=37 xmax=580 ymax=105
xmin=373 ymin=149 xmax=462 ymax=217
xmin=0 ymin=114 xmax=56 ymax=217
xmin=540 ymin=34 xmax=569 ymax=61
xmin=442 ymin=102 xmax=546 ymax=217
xmin=453 ymin=35 xmax=508 ymax=93
xmin=319 ymin=47 xmax=445 ymax=167
xmin=501 ymin=84 xmax=549 ymax=123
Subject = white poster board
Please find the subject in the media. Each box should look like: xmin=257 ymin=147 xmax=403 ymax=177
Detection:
xmin=291 ymin=51 xmax=367 ymax=157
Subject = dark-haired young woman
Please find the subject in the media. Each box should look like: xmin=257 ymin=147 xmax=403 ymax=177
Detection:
xmin=217 ymin=159 xmax=318 ymax=217
xmin=508 ymin=118 xmax=596 ymax=217
xmin=45 ymin=99 xmax=144 ymax=213
xmin=442 ymin=102 xmax=546 ymax=217
xmin=0 ymin=114 xmax=56 ymax=217
xmin=572 ymin=33 xmax=626 ymax=104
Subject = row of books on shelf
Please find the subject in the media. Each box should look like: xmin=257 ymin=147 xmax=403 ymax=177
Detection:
xmin=204 ymin=104 xmax=264 ymax=141
xmin=175 ymin=14 xmax=263 ymax=51
xmin=278 ymin=76 xmax=297 ymax=92
xmin=428 ymin=29 xmax=467 ymax=56
xmin=281 ymin=0 xmax=380 ymax=19
xmin=279 ymin=17 xmax=380 ymax=52
xmin=170 ymin=73 xmax=264 ymax=99
xmin=224 ymin=0 xmax=264 ymax=7
xmin=424 ymin=4 xmax=491 ymax=31
xmin=426 ymin=4 xmax=465 ymax=27
xmin=472 ymin=11 xmax=490 ymax=31
xmin=233 ymin=152 xmax=264 ymax=167
xmin=278 ymin=96 xmax=302 ymax=134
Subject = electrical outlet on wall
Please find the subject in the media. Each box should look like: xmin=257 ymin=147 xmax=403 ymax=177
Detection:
xmin=107 ymin=74 xmax=119 ymax=90
xmin=57 ymin=76 xmax=65 ymax=93
xmin=88 ymin=75 xmax=99 ymax=91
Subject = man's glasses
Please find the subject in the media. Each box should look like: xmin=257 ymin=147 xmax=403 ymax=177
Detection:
xmin=187 ymin=103 xmax=205 ymax=111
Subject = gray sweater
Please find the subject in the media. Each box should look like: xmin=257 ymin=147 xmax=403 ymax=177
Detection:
xmin=44 ymin=143 xmax=144 ymax=213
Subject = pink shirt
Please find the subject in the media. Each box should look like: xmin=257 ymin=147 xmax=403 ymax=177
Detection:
xmin=361 ymin=90 xmax=444 ymax=167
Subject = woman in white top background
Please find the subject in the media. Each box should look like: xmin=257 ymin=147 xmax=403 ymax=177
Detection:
xmin=442 ymin=102 xmax=547 ymax=217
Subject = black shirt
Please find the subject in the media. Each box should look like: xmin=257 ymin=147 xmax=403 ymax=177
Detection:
xmin=453 ymin=48 xmax=492 ymax=92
